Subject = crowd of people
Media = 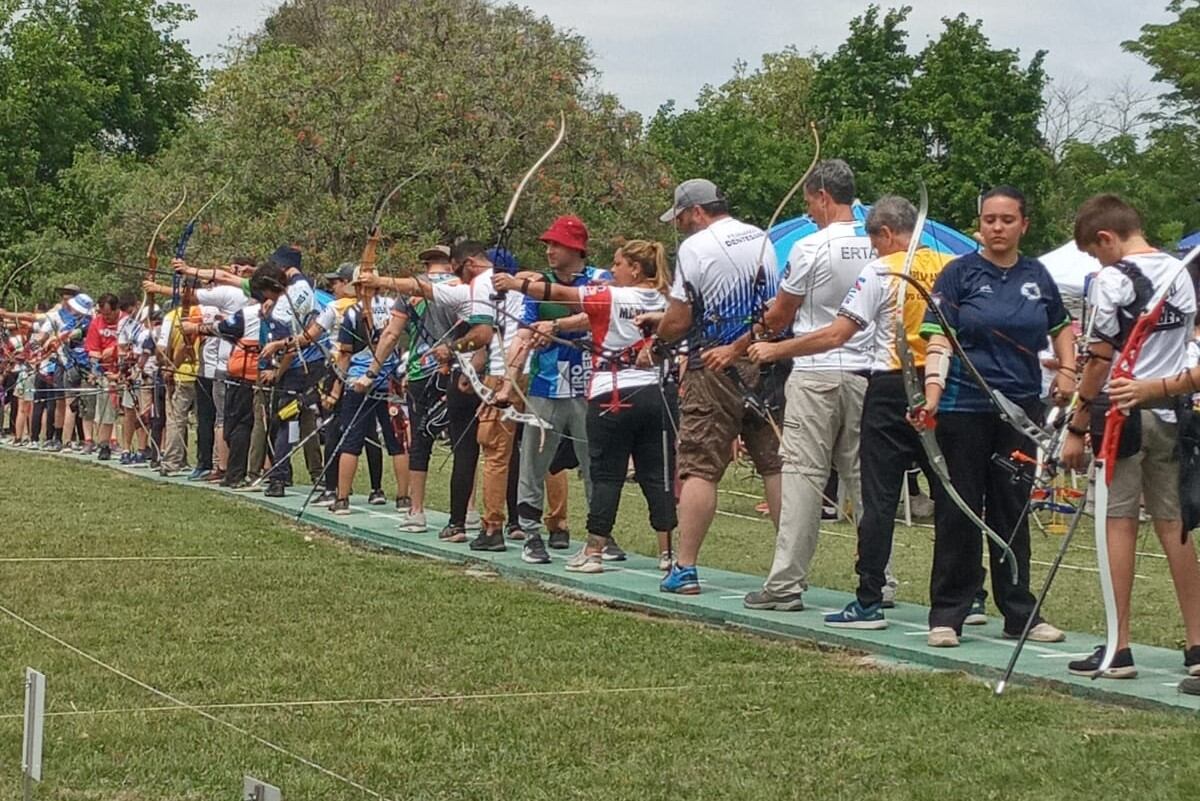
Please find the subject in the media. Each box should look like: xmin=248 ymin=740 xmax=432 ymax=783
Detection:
xmin=2 ymin=163 xmax=1199 ymax=695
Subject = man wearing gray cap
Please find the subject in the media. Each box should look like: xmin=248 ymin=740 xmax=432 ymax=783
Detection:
xmin=653 ymin=179 xmax=783 ymax=595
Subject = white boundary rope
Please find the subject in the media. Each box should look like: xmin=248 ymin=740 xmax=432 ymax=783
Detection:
xmin=0 ymin=683 xmax=703 ymax=721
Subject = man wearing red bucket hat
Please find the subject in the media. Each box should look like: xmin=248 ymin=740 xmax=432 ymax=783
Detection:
xmin=501 ymin=214 xmax=611 ymax=566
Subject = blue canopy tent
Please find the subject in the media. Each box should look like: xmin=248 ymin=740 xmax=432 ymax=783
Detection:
xmin=1177 ymin=230 xmax=1200 ymax=253
xmin=768 ymin=202 xmax=979 ymax=273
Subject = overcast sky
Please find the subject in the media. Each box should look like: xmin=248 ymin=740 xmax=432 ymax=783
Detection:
xmin=178 ymin=1 xmax=1173 ymax=117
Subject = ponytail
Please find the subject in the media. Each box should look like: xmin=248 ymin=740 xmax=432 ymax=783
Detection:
xmin=618 ymin=239 xmax=671 ymax=294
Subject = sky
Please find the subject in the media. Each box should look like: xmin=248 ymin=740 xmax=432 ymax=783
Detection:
xmin=177 ymin=0 xmax=1174 ymax=117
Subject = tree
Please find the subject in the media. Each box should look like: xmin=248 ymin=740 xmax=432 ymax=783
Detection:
xmin=907 ymin=14 xmax=1051 ymax=246
xmin=1124 ymin=0 xmax=1200 ymax=118
xmin=647 ymin=50 xmax=818 ymax=226
xmin=0 ymin=0 xmax=200 ymax=268
xmin=25 ymin=0 xmax=671 ymax=298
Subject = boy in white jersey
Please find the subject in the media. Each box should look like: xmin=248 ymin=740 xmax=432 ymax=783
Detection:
xmin=1064 ymin=194 xmax=1200 ymax=683
xmin=747 ymin=160 xmax=876 ymax=610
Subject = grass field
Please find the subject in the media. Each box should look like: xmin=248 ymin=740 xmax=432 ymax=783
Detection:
xmin=3 ymin=447 xmax=1200 ymax=800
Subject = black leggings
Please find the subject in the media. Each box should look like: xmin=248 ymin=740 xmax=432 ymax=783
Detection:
xmin=224 ymin=381 xmax=255 ymax=484
xmin=196 ymin=376 xmax=216 ymax=471
xmin=930 ymin=404 xmax=1042 ymax=634
xmin=585 ymin=388 xmax=677 ymax=538
xmin=446 ymin=377 xmax=480 ymax=527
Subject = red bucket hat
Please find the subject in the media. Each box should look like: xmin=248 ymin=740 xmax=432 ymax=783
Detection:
xmin=539 ymin=215 xmax=589 ymax=254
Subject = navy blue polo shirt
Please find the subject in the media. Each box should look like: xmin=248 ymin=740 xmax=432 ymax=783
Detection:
xmin=920 ymin=252 xmax=1070 ymax=413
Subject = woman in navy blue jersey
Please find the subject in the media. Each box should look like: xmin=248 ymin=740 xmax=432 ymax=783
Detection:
xmin=917 ymin=186 xmax=1076 ymax=648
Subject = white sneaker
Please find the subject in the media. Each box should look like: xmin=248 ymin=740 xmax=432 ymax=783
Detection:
xmin=1012 ymin=622 xmax=1066 ymax=643
xmin=927 ymin=627 xmax=960 ymax=648
xmin=397 ymin=511 xmax=427 ymax=533
xmin=564 ymin=550 xmax=604 ymax=574
xmin=657 ymin=551 xmax=672 ymax=571
xmin=465 ymin=510 xmax=481 ymax=531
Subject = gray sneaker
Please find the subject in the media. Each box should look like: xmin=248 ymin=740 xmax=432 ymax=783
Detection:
xmin=908 ymin=493 xmax=935 ymax=521
xmin=565 ymin=550 xmax=603 ymax=573
xmin=397 ymin=510 xmax=427 ymax=533
xmin=742 ymin=590 xmax=805 ymax=612
xmin=465 ymin=510 xmax=482 ymax=532
xmin=1179 ymin=676 xmax=1200 ymax=696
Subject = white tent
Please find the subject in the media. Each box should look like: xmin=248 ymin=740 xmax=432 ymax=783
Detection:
xmin=1039 ymin=241 xmax=1101 ymax=317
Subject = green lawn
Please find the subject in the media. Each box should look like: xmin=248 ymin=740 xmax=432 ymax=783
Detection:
xmin=2 ymin=448 xmax=1200 ymax=800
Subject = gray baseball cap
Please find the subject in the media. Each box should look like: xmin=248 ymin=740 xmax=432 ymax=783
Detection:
xmin=418 ymin=244 xmax=451 ymax=261
xmin=323 ymin=262 xmax=357 ymax=283
xmin=659 ymin=178 xmax=723 ymax=223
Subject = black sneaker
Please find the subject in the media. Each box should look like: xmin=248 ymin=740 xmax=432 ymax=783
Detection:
xmin=1184 ymin=645 xmax=1200 ymax=676
xmin=468 ymin=528 xmax=507 ymax=552
xmin=521 ymin=534 xmax=551 ymax=564
xmin=264 ymin=481 xmax=286 ymax=498
xmin=1180 ymin=676 xmax=1200 ymax=696
xmin=547 ymin=529 xmax=570 ymax=550
xmin=97 ymin=445 xmax=111 ymax=461
xmin=438 ymin=525 xmax=467 ymax=543
xmin=601 ymin=540 xmax=627 ymax=561
xmin=395 ymin=495 xmax=412 ymax=511
xmin=367 ymin=489 xmax=386 ymax=506
xmin=331 ymin=497 xmax=351 ymax=515
xmin=314 ymin=490 xmax=337 ymax=508
xmin=1068 ymin=645 xmax=1137 ymax=679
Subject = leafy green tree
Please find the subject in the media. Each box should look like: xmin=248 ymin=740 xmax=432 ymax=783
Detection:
xmin=1125 ymin=0 xmax=1200 ymax=117
xmin=28 ymin=0 xmax=671 ymax=299
xmin=907 ymin=14 xmax=1051 ymax=246
xmin=0 ymin=0 xmax=200 ymax=272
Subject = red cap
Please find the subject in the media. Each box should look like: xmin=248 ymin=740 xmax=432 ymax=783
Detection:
xmin=539 ymin=215 xmax=589 ymax=253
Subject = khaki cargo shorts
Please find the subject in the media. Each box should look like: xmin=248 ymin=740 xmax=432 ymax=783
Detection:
xmin=1108 ymin=410 xmax=1180 ymax=520
xmin=677 ymin=359 xmax=782 ymax=483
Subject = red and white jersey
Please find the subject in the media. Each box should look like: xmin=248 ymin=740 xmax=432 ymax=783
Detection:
xmin=581 ymin=285 xmax=666 ymax=399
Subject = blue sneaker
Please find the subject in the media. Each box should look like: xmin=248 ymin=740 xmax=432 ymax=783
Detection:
xmin=824 ymin=600 xmax=887 ymax=630
xmin=187 ymin=467 xmax=211 ymax=481
xmin=660 ymin=563 xmax=700 ymax=595
xmin=119 ymin=452 xmax=131 ymax=466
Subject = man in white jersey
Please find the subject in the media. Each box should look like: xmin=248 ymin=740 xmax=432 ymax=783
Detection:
xmin=746 ymin=159 xmax=876 ymax=610
xmin=1063 ymin=194 xmax=1200 ymax=682
xmin=655 ymin=179 xmax=782 ymax=595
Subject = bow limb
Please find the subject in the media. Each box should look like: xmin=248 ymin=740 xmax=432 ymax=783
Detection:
xmin=141 ymin=190 xmax=189 ymax=322
xmin=894 ymin=181 xmax=1019 ymax=583
xmin=357 ymin=169 xmax=428 ymax=340
xmin=0 ymin=252 xmax=42 ymax=310
xmin=755 ymin=122 xmax=821 ymax=273
xmin=499 ymin=111 xmax=566 ymax=240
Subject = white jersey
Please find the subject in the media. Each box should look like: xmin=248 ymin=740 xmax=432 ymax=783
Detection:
xmin=195 ymin=285 xmax=248 ymax=318
xmin=195 ymin=304 xmax=228 ymax=377
xmin=1090 ymin=250 xmax=1197 ymax=421
xmin=668 ymin=216 xmax=778 ymax=349
xmin=468 ymin=268 xmax=526 ymax=377
xmin=780 ymin=220 xmax=876 ymax=371
xmin=431 ymin=280 xmax=472 ymax=325
xmin=580 ymin=285 xmax=667 ymax=399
